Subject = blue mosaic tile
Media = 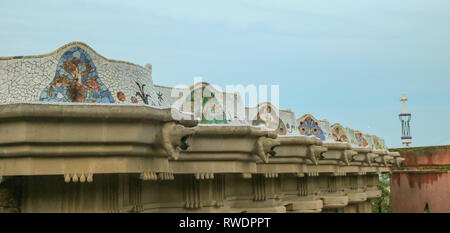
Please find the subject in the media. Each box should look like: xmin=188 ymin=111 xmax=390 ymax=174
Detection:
xmin=40 ymin=47 xmax=114 ymax=103
xmin=297 ymin=115 xmax=326 ymax=141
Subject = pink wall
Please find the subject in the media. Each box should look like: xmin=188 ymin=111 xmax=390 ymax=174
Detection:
xmin=391 ymin=173 xmax=450 ymax=213
xmin=390 ymin=146 xmax=450 ymax=213
xmin=402 ymin=149 xmax=450 ymax=166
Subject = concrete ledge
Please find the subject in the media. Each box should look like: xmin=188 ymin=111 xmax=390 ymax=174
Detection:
xmin=243 ymin=206 xmax=286 ymax=213
xmin=347 ymin=192 xmax=367 ymax=203
xmin=366 ymin=189 xmax=382 ymax=199
xmin=321 ymin=195 xmax=349 ymax=209
xmin=0 ymin=103 xmax=195 ymax=124
xmin=285 ymin=200 xmax=323 ymax=212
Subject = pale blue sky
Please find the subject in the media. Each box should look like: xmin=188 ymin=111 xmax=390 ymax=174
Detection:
xmin=1 ymin=0 xmax=449 ymax=148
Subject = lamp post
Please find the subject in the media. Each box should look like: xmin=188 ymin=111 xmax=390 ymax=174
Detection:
xmin=399 ymin=93 xmax=412 ymax=147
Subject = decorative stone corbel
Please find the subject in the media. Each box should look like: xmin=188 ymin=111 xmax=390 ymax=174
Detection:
xmin=365 ymin=153 xmax=377 ymax=167
xmin=264 ymin=172 xmax=278 ymax=178
xmin=295 ymin=173 xmax=305 ymax=178
xmin=382 ymin=155 xmax=394 ymax=166
xmin=158 ymin=172 xmax=175 ymax=180
xmin=195 ymin=172 xmax=214 ymax=180
xmin=158 ymin=122 xmax=196 ymax=160
xmin=139 ymin=171 xmax=158 ymax=181
xmin=254 ymin=137 xmax=280 ymax=163
xmin=387 ymin=157 xmax=395 ymax=166
xmin=382 ymin=156 xmax=388 ymax=166
xmin=306 ymin=145 xmax=327 ymax=165
xmin=342 ymin=150 xmax=357 ymax=166
xmin=64 ymin=173 xmax=93 ymax=183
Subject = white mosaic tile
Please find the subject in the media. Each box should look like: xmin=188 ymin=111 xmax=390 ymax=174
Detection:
xmin=0 ymin=42 xmax=390 ymax=148
xmin=0 ymin=42 xmax=158 ymax=106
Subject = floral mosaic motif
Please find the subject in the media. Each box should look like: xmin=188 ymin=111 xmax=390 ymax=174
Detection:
xmin=135 ymin=81 xmax=150 ymax=105
xmin=373 ymin=136 xmax=384 ymax=150
xmin=40 ymin=47 xmax=114 ymax=103
xmin=355 ymin=130 xmax=368 ymax=147
xmin=331 ymin=124 xmax=349 ymax=143
xmin=297 ymin=115 xmax=326 ymax=141
xmin=185 ymin=85 xmax=227 ymax=124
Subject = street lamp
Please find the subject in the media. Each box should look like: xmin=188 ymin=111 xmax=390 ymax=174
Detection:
xmin=399 ymin=93 xmax=412 ymax=147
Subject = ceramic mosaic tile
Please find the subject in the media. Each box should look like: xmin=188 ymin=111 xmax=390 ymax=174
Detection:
xmin=246 ymin=102 xmax=287 ymax=133
xmin=318 ymin=119 xmax=334 ymax=142
xmin=279 ymin=109 xmax=297 ymax=136
xmin=0 ymin=42 xmax=158 ymax=106
xmin=155 ymin=82 xmax=248 ymax=124
xmin=0 ymin=41 xmax=391 ymax=147
xmin=296 ymin=114 xmax=326 ymax=141
xmin=331 ymin=123 xmax=349 ymax=143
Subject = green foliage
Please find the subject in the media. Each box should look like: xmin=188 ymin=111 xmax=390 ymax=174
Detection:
xmin=370 ymin=173 xmax=391 ymax=213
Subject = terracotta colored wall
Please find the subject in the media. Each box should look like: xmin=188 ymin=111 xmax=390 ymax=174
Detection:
xmin=390 ymin=146 xmax=450 ymax=213
xmin=391 ymin=173 xmax=450 ymax=213
xmin=400 ymin=147 xmax=450 ymax=166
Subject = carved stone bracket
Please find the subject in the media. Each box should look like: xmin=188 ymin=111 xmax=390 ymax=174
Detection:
xmin=366 ymin=153 xmax=378 ymax=167
xmin=381 ymin=155 xmax=394 ymax=166
xmin=387 ymin=152 xmax=404 ymax=167
xmin=254 ymin=137 xmax=280 ymax=163
xmin=342 ymin=150 xmax=357 ymax=166
xmin=158 ymin=122 xmax=196 ymax=160
xmin=64 ymin=173 xmax=93 ymax=183
xmin=307 ymin=145 xmax=327 ymax=165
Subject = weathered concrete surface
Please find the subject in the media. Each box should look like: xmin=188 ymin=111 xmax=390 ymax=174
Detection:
xmin=390 ymin=146 xmax=450 ymax=213
xmin=0 ymin=104 xmax=395 ymax=213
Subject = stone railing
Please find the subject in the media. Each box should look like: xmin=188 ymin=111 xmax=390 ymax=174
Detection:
xmin=0 ymin=104 xmax=399 ymax=213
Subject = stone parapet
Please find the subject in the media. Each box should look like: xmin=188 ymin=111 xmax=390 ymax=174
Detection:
xmin=0 ymin=104 xmax=395 ymax=213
